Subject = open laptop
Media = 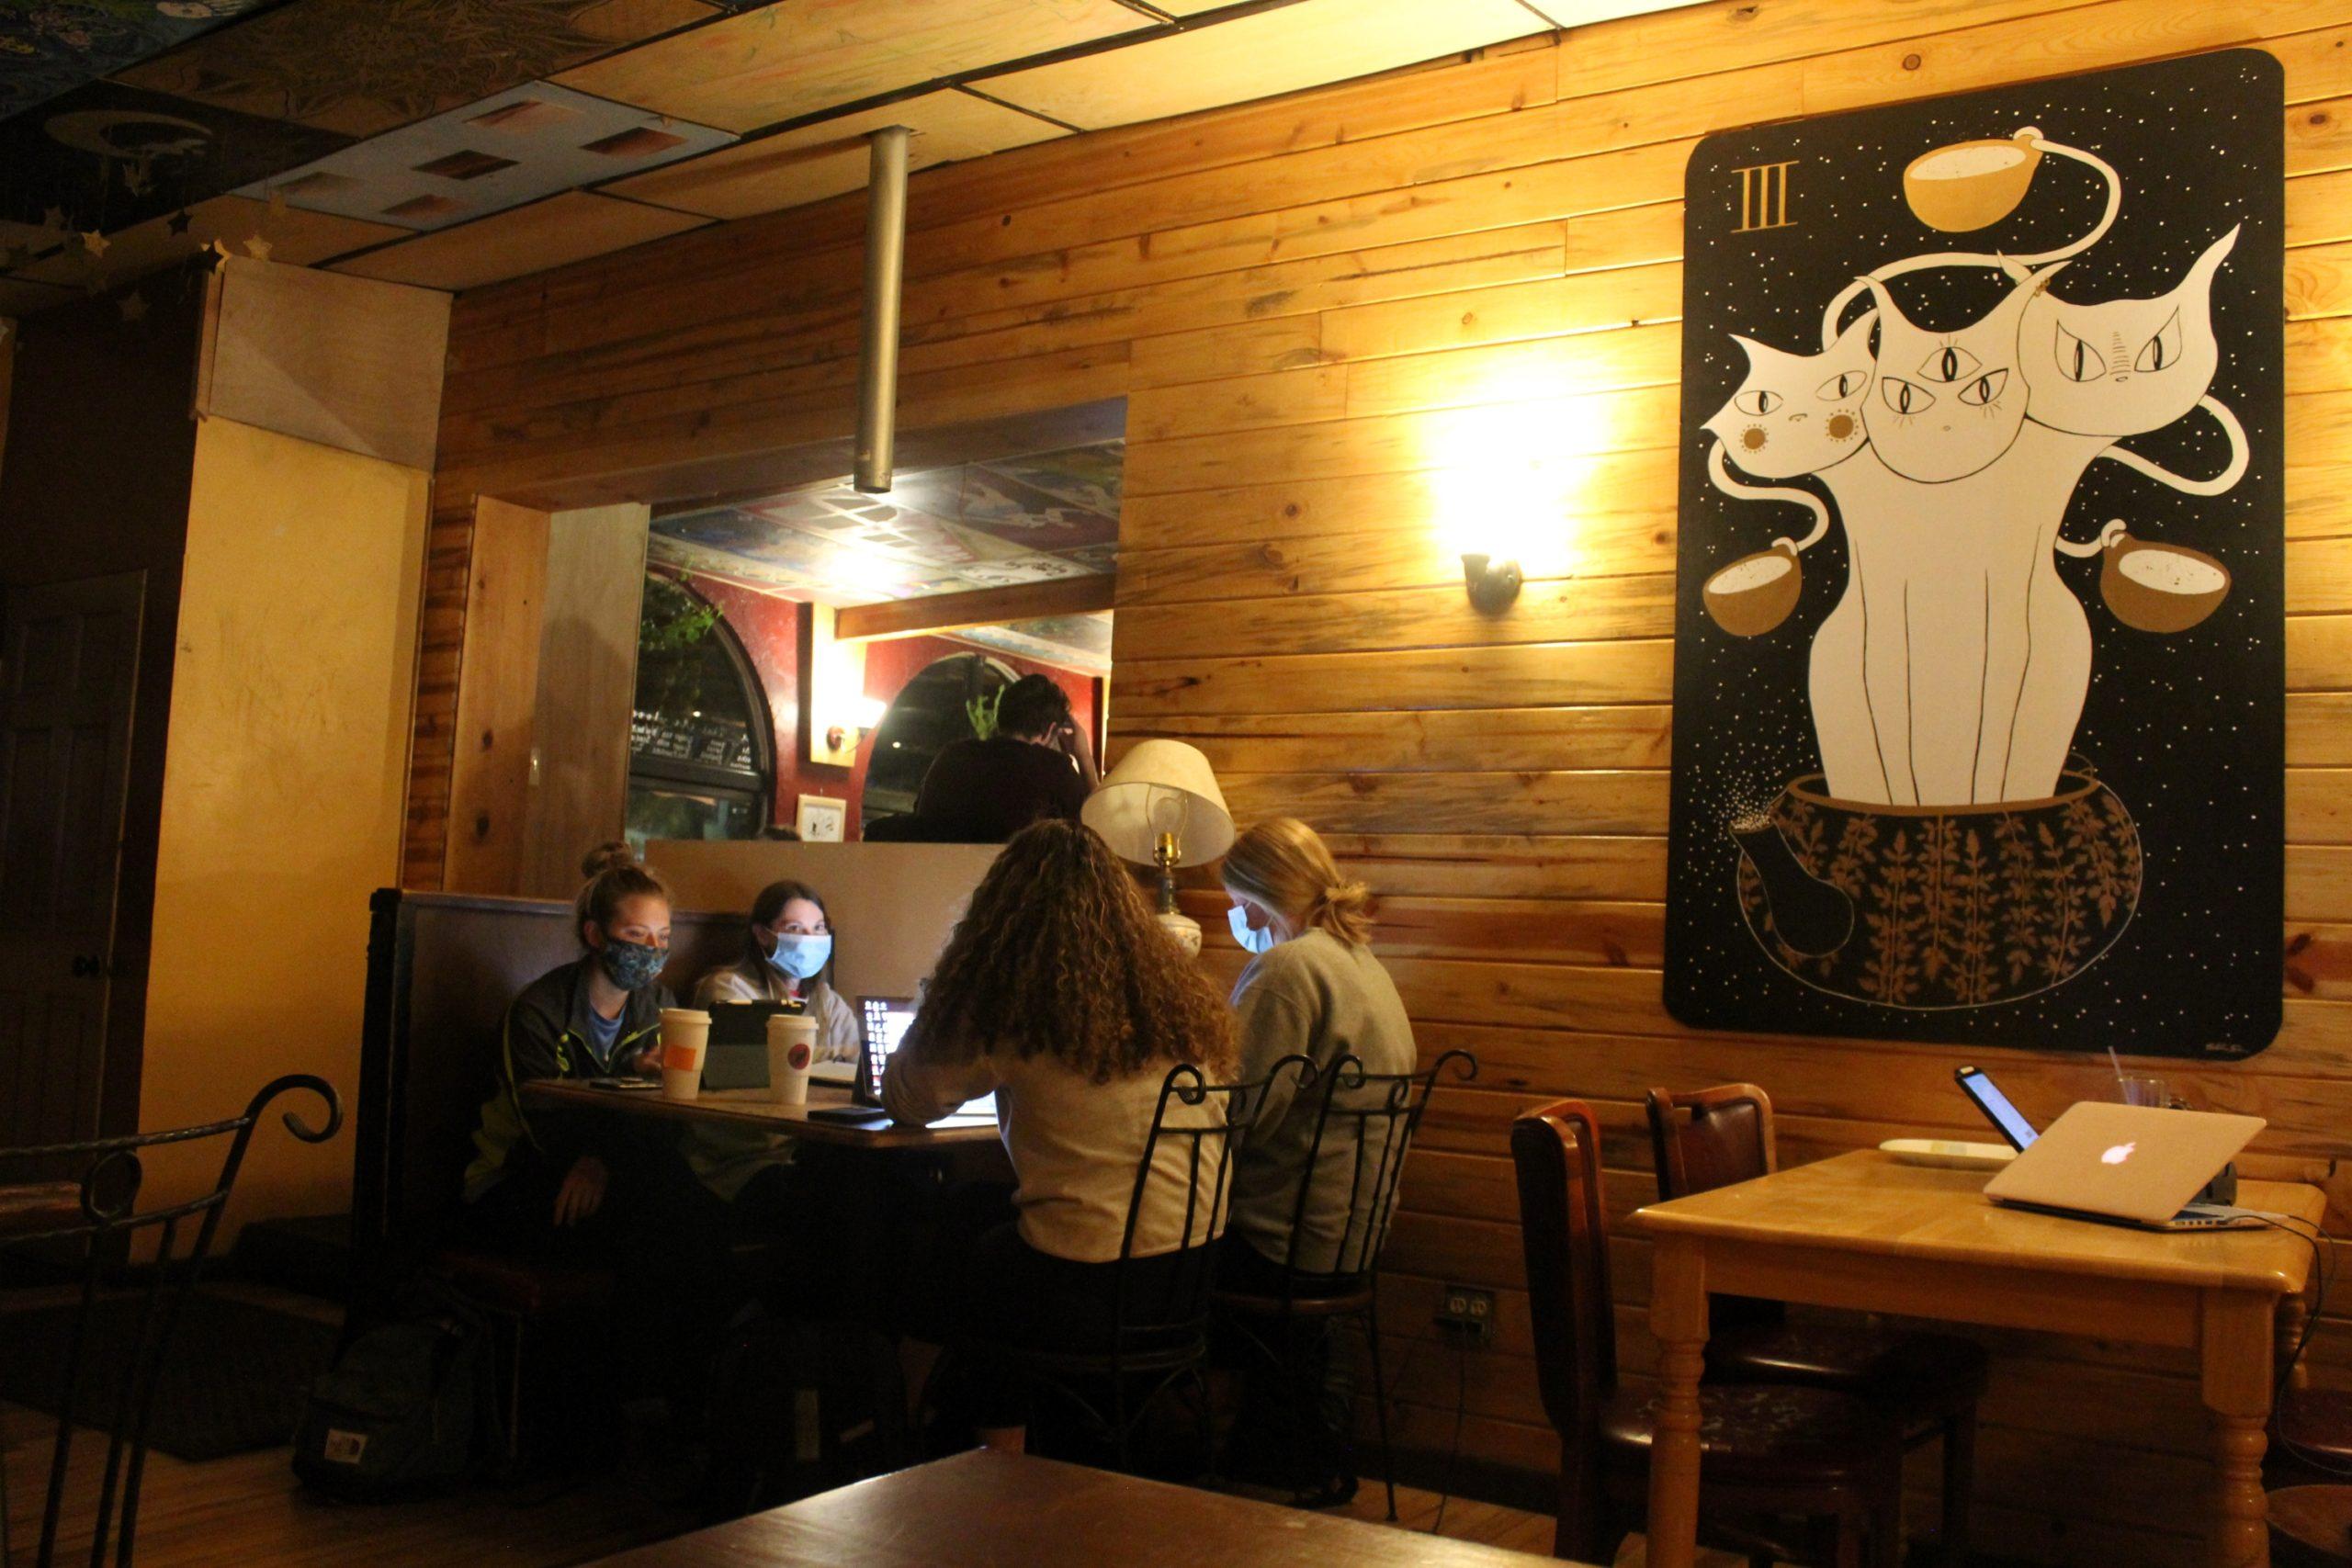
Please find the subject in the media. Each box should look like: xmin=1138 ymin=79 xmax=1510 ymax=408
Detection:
xmin=844 ymin=996 xmax=995 ymax=1126
xmin=1980 ymin=1101 xmax=2267 ymax=1231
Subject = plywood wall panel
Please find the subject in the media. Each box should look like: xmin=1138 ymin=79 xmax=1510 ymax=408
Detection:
xmin=410 ymin=5 xmax=2352 ymax=1555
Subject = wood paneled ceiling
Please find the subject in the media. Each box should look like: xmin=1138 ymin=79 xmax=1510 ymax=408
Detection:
xmin=0 ymin=0 xmax=1695 ymax=310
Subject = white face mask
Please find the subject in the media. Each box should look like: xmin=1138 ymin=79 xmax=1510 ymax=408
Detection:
xmin=1227 ymin=903 xmax=1276 ymax=956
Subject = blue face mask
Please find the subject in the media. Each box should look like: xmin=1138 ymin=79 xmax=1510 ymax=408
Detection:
xmin=597 ymin=937 xmax=668 ymax=991
xmin=767 ymin=931 xmax=832 ymax=981
xmin=1228 ymin=904 xmax=1276 ymax=956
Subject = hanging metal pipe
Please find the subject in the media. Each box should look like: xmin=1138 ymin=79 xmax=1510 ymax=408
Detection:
xmin=854 ymin=125 xmax=912 ymax=493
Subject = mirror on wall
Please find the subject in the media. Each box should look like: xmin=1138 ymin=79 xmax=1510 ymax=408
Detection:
xmin=625 ymin=572 xmax=775 ymax=851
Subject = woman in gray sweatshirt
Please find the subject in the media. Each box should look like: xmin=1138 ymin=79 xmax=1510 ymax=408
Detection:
xmin=1220 ymin=817 xmax=1418 ymax=1287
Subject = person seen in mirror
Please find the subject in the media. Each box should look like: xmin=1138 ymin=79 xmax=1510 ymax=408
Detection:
xmin=1220 ymin=817 xmax=1417 ymax=1289
xmin=882 ymin=818 xmax=1235 ymax=1453
xmin=908 ymin=673 xmax=1100 ymax=843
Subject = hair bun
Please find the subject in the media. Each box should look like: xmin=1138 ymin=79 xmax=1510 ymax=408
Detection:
xmin=580 ymin=840 xmax=638 ymax=878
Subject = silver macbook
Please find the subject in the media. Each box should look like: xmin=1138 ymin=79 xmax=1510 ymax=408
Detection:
xmin=1980 ymin=1102 xmax=2265 ymax=1231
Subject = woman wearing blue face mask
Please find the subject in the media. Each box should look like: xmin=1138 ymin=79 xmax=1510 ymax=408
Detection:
xmin=462 ymin=843 xmax=739 ymax=1434
xmin=691 ymin=879 xmax=860 ymax=1068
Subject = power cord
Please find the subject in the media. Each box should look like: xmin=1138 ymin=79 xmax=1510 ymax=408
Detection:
xmin=1425 ymin=1328 xmax=1470 ymax=1536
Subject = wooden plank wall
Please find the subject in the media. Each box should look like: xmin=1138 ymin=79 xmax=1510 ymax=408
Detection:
xmin=410 ymin=2 xmax=2352 ymax=1559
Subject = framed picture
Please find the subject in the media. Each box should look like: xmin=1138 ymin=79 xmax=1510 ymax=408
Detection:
xmin=795 ymin=794 xmax=847 ymax=843
xmin=1662 ymin=51 xmax=2284 ymax=1057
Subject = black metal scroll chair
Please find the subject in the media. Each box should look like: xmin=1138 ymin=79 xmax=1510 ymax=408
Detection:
xmin=953 ymin=1055 xmax=1313 ymax=1473
xmin=1210 ymin=1047 xmax=1478 ymax=1519
xmin=0 ymin=1075 xmax=342 ymax=1568
xmin=1645 ymin=1083 xmax=1989 ymax=1563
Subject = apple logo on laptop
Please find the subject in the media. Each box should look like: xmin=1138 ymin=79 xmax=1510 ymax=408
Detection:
xmin=2102 ymin=1142 xmax=2136 ymax=1166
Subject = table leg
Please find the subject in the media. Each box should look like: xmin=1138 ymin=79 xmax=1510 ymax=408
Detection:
xmin=2201 ymin=1290 xmax=2274 ymax=1568
xmin=1645 ymin=1237 xmax=1708 ymax=1568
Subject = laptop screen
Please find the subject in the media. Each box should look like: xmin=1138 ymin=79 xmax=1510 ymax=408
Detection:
xmin=860 ymin=997 xmax=993 ymax=1119
xmin=1958 ymin=1068 xmax=2040 ymax=1150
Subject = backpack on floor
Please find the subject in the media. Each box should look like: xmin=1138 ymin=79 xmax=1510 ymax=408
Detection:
xmin=291 ymin=1282 xmax=499 ymax=1501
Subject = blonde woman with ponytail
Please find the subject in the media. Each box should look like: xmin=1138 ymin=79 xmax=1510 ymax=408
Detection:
xmin=1219 ymin=818 xmax=1416 ymax=1287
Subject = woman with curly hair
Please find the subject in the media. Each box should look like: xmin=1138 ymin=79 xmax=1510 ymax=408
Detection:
xmin=884 ymin=817 xmax=1237 ymax=1452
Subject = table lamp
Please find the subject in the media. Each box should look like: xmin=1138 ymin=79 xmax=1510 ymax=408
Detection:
xmin=1081 ymin=739 xmax=1235 ymax=956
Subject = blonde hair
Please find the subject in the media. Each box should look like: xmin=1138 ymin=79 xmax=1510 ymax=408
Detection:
xmin=1221 ymin=818 xmax=1374 ymax=946
xmin=574 ymin=841 xmax=669 ymax=948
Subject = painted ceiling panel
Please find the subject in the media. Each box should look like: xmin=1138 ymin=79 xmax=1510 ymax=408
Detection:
xmin=328 ymin=187 xmax=708 ymax=289
xmin=0 ymin=77 xmax=350 ymax=234
xmin=978 ymin=0 xmax=1550 ymax=131
xmin=111 ymin=0 xmax=731 ymax=138
xmin=240 ymin=81 xmax=731 ymax=231
xmin=606 ymin=87 xmax=1064 ymax=220
xmin=553 ymin=0 xmax=1150 ymax=134
xmin=0 ymin=0 xmax=286 ymax=123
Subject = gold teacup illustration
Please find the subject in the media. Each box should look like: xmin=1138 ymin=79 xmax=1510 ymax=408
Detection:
xmin=2100 ymin=533 xmax=2231 ymax=633
xmin=1702 ymin=540 xmax=1802 ymax=637
xmin=1904 ymin=129 xmax=2043 ymax=232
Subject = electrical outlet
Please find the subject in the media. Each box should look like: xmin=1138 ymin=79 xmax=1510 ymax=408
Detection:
xmin=1434 ymin=1283 xmax=1496 ymax=1345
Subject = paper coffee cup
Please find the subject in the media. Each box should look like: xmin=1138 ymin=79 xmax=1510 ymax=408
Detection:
xmin=766 ymin=1014 xmax=818 ymax=1106
xmin=659 ymin=1007 xmax=711 ymax=1101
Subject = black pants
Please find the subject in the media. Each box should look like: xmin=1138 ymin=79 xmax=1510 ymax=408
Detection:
xmin=950 ymin=1223 xmax=1212 ymax=1432
xmin=463 ymin=1145 xmax=744 ymax=1421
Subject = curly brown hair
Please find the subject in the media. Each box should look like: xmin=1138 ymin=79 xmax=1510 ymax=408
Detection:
xmin=905 ymin=818 xmax=1237 ymax=1083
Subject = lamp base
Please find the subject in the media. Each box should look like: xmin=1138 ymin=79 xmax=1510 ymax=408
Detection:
xmin=1155 ymin=908 xmax=1204 ymax=957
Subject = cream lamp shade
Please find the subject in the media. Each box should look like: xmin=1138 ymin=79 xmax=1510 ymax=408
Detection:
xmin=1082 ymin=740 xmax=1234 ymax=956
xmin=1082 ymin=740 xmax=1235 ymax=866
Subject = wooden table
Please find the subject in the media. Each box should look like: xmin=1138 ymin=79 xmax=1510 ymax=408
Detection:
xmin=518 ymin=1079 xmax=1001 ymax=1149
xmin=1631 ymin=1150 xmax=2327 ymax=1568
xmin=582 ymin=1450 xmax=1581 ymax=1566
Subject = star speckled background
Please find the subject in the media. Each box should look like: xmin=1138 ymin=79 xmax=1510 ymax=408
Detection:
xmin=1662 ymin=51 xmax=2285 ymax=1057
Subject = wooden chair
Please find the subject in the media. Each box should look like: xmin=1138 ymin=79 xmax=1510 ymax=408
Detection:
xmin=1645 ymin=1083 xmax=1990 ymax=1564
xmin=1511 ymin=1098 xmax=1903 ymax=1568
xmin=1211 ymin=1048 xmax=1477 ymax=1518
xmin=0 ymin=1076 xmax=342 ymax=1568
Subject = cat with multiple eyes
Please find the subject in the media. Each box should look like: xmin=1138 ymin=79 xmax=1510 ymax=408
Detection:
xmin=1701 ymin=227 xmax=2240 ymax=807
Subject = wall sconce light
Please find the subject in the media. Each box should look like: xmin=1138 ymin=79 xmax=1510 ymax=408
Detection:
xmin=1462 ymin=552 xmax=1523 ymax=614
xmin=823 ymin=695 xmax=888 ymax=757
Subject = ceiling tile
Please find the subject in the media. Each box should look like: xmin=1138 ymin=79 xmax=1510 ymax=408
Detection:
xmin=328 ymin=189 xmax=708 ymax=290
xmin=241 ymin=81 xmax=732 ymax=231
xmin=607 ymin=88 xmax=1064 ymax=220
xmin=111 ymin=0 xmax=729 ymax=139
xmin=978 ymin=0 xmax=1550 ymax=131
xmin=554 ymin=0 xmax=1149 ymax=134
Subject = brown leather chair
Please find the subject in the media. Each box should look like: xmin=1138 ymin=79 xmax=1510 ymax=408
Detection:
xmin=1645 ymin=1084 xmax=1990 ymax=1563
xmin=1511 ymin=1098 xmax=1903 ymax=1568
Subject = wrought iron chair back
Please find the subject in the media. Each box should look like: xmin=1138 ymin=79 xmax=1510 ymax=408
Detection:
xmin=0 ymin=1075 xmax=342 ymax=1568
xmin=997 ymin=1054 xmax=1313 ymax=1468
xmin=1213 ymin=1047 xmax=1476 ymax=1517
xmin=1271 ymin=1047 xmax=1479 ymax=1293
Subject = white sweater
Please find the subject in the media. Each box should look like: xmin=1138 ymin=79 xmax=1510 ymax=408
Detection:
xmin=883 ymin=1043 xmax=1227 ymax=1264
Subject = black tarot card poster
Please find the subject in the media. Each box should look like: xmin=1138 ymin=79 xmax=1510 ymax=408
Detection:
xmin=1661 ymin=51 xmax=2284 ymax=1058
